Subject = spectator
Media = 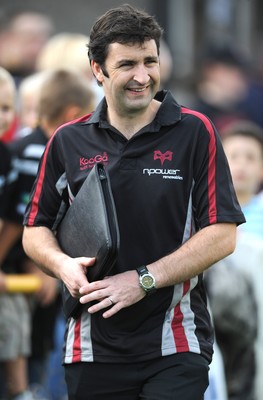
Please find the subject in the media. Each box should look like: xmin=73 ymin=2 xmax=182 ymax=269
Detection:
xmin=0 ymin=61 xmax=18 ymax=143
xmin=0 ymin=10 xmax=54 ymax=86
xmin=2 ymin=68 xmax=95 ymax=399
xmin=206 ymin=120 xmax=263 ymax=400
xmin=0 ymin=66 xmax=32 ymax=400
xmin=36 ymin=32 xmax=103 ymax=105
xmin=17 ymin=71 xmax=48 ymax=137
xmin=192 ymin=43 xmax=250 ymax=132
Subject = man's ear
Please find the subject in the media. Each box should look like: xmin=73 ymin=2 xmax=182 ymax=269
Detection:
xmin=91 ymin=60 xmax=104 ymax=84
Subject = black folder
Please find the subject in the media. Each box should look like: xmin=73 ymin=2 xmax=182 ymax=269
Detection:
xmin=57 ymin=163 xmax=120 ymax=319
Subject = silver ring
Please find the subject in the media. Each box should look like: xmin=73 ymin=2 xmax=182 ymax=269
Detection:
xmin=108 ymin=296 xmax=114 ymax=305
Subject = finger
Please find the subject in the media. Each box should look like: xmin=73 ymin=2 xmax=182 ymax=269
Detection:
xmin=102 ymin=302 xmax=121 ymax=319
xmin=87 ymin=296 xmax=115 ymax=314
xmin=79 ymin=279 xmax=106 ymax=295
xmin=76 ymin=257 xmax=96 ymax=267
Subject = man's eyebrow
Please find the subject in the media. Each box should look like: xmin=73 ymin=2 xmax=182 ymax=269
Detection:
xmin=145 ymin=56 xmax=159 ymax=62
xmin=115 ymin=59 xmax=135 ymax=66
xmin=116 ymin=56 xmax=159 ymax=66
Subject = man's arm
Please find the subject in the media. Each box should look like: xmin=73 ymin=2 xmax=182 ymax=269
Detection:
xmin=22 ymin=225 xmax=95 ymax=298
xmin=78 ymin=222 xmax=237 ymax=318
xmin=148 ymin=222 xmax=236 ymax=288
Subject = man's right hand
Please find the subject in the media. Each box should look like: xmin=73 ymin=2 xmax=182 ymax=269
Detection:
xmin=60 ymin=256 xmax=96 ymax=298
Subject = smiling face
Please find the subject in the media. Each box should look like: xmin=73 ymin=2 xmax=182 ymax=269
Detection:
xmin=0 ymin=82 xmax=16 ymax=138
xmin=92 ymin=39 xmax=160 ymax=119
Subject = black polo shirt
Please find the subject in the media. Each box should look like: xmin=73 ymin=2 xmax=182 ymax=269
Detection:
xmin=24 ymin=90 xmax=245 ymax=364
xmin=7 ymin=126 xmax=47 ymax=224
xmin=1 ymin=127 xmax=47 ymax=274
xmin=0 ymin=141 xmax=14 ymax=218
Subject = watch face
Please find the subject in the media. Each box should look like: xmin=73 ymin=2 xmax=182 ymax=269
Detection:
xmin=142 ymin=274 xmax=154 ymax=289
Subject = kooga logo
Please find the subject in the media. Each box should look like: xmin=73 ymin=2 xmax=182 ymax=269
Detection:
xmin=79 ymin=152 xmax=108 ymax=169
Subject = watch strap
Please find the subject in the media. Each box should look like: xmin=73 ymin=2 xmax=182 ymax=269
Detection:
xmin=136 ymin=265 xmax=156 ymax=295
xmin=136 ymin=265 xmax=149 ymax=275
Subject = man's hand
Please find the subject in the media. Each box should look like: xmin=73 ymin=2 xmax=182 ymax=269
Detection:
xmin=79 ymin=270 xmax=145 ymax=318
xmin=60 ymin=256 xmax=96 ymax=298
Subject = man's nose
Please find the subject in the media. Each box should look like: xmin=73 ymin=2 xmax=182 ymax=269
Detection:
xmin=132 ymin=65 xmax=150 ymax=84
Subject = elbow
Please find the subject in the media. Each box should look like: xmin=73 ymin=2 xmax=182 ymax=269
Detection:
xmin=22 ymin=226 xmax=30 ymax=257
xmin=224 ymin=224 xmax=237 ymax=257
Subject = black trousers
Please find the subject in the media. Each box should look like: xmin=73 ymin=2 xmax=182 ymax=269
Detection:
xmin=64 ymin=352 xmax=209 ymax=400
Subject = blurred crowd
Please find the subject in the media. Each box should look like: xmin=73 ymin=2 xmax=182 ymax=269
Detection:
xmin=0 ymin=8 xmax=263 ymax=400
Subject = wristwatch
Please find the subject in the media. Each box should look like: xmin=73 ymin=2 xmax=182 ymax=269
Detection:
xmin=136 ymin=265 xmax=156 ymax=295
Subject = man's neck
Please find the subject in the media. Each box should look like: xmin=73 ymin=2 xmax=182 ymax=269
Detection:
xmin=107 ymin=99 xmax=161 ymax=140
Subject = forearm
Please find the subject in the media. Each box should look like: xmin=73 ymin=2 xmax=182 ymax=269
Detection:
xmin=22 ymin=225 xmax=96 ymax=299
xmin=148 ymin=223 xmax=237 ymax=288
xmin=22 ymin=225 xmax=68 ymax=279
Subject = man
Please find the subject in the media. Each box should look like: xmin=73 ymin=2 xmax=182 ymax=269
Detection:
xmin=22 ymin=5 xmax=245 ymax=400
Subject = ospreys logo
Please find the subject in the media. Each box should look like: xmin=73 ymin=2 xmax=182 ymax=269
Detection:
xmin=153 ymin=150 xmax=173 ymax=165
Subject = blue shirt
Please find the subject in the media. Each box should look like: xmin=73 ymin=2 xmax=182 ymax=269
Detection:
xmin=239 ymin=193 xmax=263 ymax=239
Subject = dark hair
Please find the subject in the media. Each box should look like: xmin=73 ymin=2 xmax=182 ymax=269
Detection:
xmin=88 ymin=4 xmax=163 ymax=68
xmin=222 ymin=120 xmax=263 ymax=157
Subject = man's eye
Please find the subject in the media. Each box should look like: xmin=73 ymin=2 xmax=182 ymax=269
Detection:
xmin=120 ymin=63 xmax=132 ymax=68
xmin=146 ymin=59 xmax=158 ymax=66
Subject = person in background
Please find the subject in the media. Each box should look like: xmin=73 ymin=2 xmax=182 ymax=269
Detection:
xmin=0 ymin=10 xmax=54 ymax=86
xmin=1 ymin=68 xmax=95 ymax=399
xmin=206 ymin=120 xmax=263 ymax=400
xmin=0 ymin=66 xmax=33 ymax=400
xmin=192 ymin=43 xmax=250 ymax=133
xmin=36 ymin=32 xmax=104 ymax=106
xmin=0 ymin=62 xmax=18 ymax=143
xmin=222 ymin=121 xmax=263 ymax=238
xmin=159 ymin=38 xmax=173 ymax=88
xmin=17 ymin=71 xmax=48 ymax=138
xmin=22 ymin=5 xmax=245 ymax=400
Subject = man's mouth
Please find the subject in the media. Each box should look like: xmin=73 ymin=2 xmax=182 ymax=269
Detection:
xmin=127 ymin=86 xmax=149 ymax=92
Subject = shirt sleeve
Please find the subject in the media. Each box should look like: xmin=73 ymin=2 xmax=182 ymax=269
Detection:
xmin=23 ymin=131 xmax=66 ymax=229
xmin=190 ymin=114 xmax=245 ymax=228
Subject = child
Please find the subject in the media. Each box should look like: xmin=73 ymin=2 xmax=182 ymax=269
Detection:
xmin=0 ymin=66 xmax=18 ymax=143
xmin=0 ymin=66 xmax=33 ymax=400
xmin=3 ymin=68 xmax=95 ymax=399
xmin=222 ymin=120 xmax=263 ymax=238
xmin=206 ymin=120 xmax=263 ymax=400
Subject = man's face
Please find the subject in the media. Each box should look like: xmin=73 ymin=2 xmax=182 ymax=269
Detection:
xmin=223 ymin=135 xmax=263 ymax=196
xmin=93 ymin=39 xmax=160 ymax=117
xmin=0 ymin=83 xmax=15 ymax=138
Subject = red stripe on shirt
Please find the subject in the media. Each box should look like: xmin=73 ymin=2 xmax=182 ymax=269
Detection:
xmin=181 ymin=107 xmax=217 ymax=224
xmin=27 ymin=137 xmax=53 ymax=225
xmin=172 ymin=280 xmax=190 ymax=352
xmin=27 ymin=114 xmax=92 ymax=225
xmin=72 ymin=319 xmax=82 ymax=363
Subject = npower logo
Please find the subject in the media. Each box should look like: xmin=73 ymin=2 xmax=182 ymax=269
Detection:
xmin=143 ymin=168 xmax=183 ymax=180
xmin=80 ymin=152 xmax=108 ymax=170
